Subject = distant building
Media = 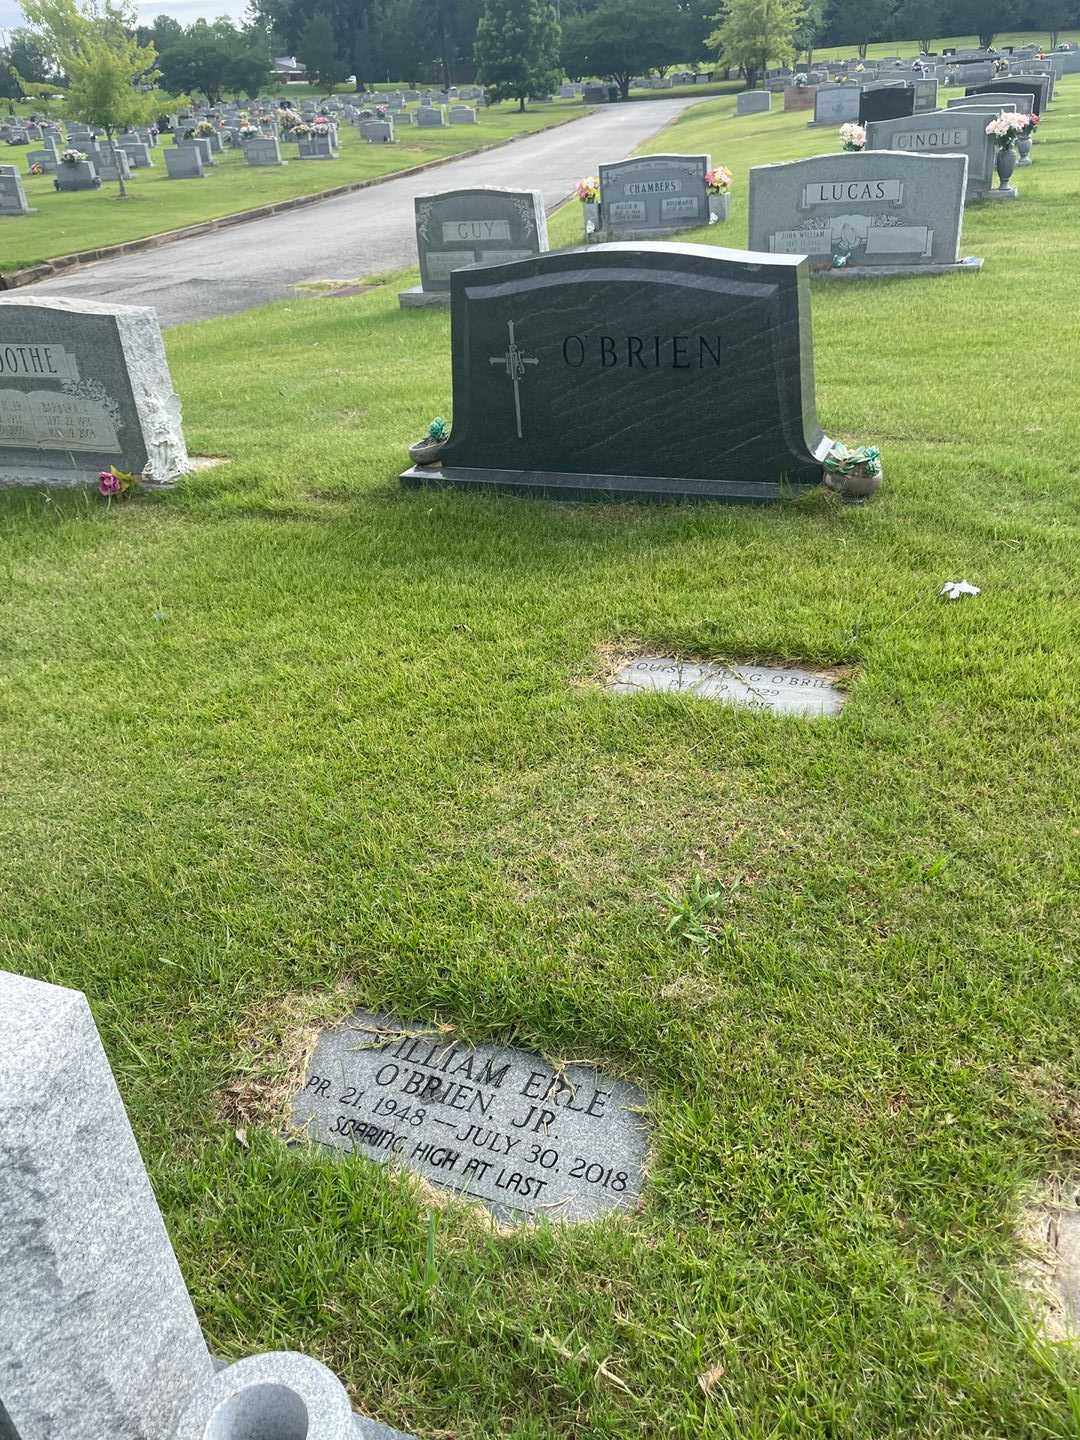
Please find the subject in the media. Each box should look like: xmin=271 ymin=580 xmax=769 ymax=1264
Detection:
xmin=272 ymin=57 xmax=307 ymax=82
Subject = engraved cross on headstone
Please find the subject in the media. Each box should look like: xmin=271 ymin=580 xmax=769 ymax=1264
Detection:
xmin=488 ymin=320 xmax=538 ymax=439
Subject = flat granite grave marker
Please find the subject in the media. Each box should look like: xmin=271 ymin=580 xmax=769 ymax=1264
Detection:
xmin=293 ymin=1009 xmax=650 ymax=1224
xmin=0 ymin=971 xmax=215 ymax=1440
xmin=0 ymin=295 xmax=191 ymax=488
xmin=610 ymin=655 xmax=847 ymax=716
xmin=400 ymin=185 xmax=547 ymax=308
xmin=865 ymin=110 xmax=1000 ymax=202
xmin=595 ymin=154 xmax=709 ymax=241
xmin=750 ymin=150 xmax=980 ymax=277
xmin=401 ymin=242 xmax=834 ymax=503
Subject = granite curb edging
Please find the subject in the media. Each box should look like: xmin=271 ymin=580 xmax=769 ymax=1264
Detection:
xmin=0 ymin=110 xmax=594 ymax=291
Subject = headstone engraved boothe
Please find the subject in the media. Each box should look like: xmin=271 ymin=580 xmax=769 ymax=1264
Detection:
xmin=749 ymin=152 xmax=980 ymax=278
xmin=400 ymin=186 xmax=547 ymax=308
xmin=0 ymin=971 xmax=215 ymax=1440
xmin=294 ymin=1012 xmax=649 ymax=1223
xmin=0 ymin=296 xmax=191 ymax=488
xmin=401 ymin=243 xmax=833 ymax=503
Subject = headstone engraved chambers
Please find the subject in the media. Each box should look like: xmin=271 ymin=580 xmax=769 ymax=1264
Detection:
xmin=400 ymin=186 xmax=547 ymax=308
xmin=0 ymin=971 xmax=215 ymax=1440
xmin=595 ymin=154 xmax=709 ymax=241
xmin=401 ymin=242 xmax=834 ymax=503
xmin=0 ymin=296 xmax=191 ymax=488
xmin=610 ymin=655 xmax=847 ymax=717
xmin=293 ymin=1010 xmax=650 ymax=1223
xmin=865 ymin=110 xmax=998 ymax=202
xmin=749 ymin=151 xmax=978 ymax=277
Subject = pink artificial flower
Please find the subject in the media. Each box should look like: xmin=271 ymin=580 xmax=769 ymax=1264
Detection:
xmin=98 ymin=470 xmax=121 ymax=496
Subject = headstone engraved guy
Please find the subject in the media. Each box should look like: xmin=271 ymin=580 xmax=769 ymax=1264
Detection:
xmin=401 ymin=242 xmax=834 ymax=503
xmin=748 ymin=151 xmax=980 ymax=277
xmin=399 ymin=186 xmax=547 ymax=308
xmin=594 ymin=154 xmax=709 ymax=241
xmin=0 ymin=296 xmax=191 ymax=488
xmin=293 ymin=1011 xmax=650 ymax=1223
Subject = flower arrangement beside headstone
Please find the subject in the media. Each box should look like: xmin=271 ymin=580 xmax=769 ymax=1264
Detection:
xmin=822 ymin=443 xmax=882 ymax=503
xmin=310 ymin=116 xmax=332 ymax=135
xmin=60 ymin=148 xmax=88 ymax=165
xmin=97 ymin=467 xmax=140 ymax=500
xmin=292 ymin=122 xmax=312 ymax=137
xmin=375 ymin=105 xmax=389 ymax=122
xmin=794 ymin=73 xmax=808 ymax=87
xmin=238 ymin=123 xmax=259 ymax=140
xmin=29 ymin=161 xmax=43 ymax=175
xmin=839 ymin=122 xmax=866 ymax=151
xmin=985 ymin=111 xmax=1027 ymax=190
xmin=1017 ymin=110 xmax=1039 ymax=163
xmin=705 ymin=166 xmax=732 ymax=223
xmin=278 ymin=108 xmax=303 ymax=133
xmin=408 ymin=416 xmax=449 ymax=466
xmin=576 ymin=174 xmax=600 ymax=235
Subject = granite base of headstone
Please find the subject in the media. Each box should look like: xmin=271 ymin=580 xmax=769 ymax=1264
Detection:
xmin=401 ymin=242 xmax=834 ymax=503
xmin=0 ymin=295 xmax=191 ymax=488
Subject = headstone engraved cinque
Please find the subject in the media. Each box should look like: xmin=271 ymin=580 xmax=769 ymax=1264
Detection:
xmin=865 ymin=110 xmax=999 ymax=203
xmin=749 ymin=151 xmax=980 ymax=277
xmin=610 ymin=655 xmax=847 ymax=717
xmin=0 ymin=971 xmax=215 ymax=1440
xmin=400 ymin=186 xmax=547 ymax=308
xmin=293 ymin=1010 xmax=650 ymax=1223
xmin=401 ymin=242 xmax=834 ymax=503
xmin=595 ymin=154 xmax=709 ymax=241
xmin=0 ymin=296 xmax=191 ymax=488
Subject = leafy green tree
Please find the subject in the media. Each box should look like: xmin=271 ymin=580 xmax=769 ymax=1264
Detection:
xmin=1024 ymin=0 xmax=1077 ymax=48
xmin=22 ymin=0 xmax=161 ymax=197
xmin=7 ymin=29 xmax=56 ymax=83
xmin=226 ymin=48 xmax=272 ymax=96
xmin=474 ymin=0 xmax=560 ymax=110
xmin=708 ymin=0 xmax=804 ymax=89
xmin=794 ymin=0 xmax=825 ymax=65
xmin=890 ymin=0 xmax=939 ymax=52
xmin=560 ymin=0 xmax=685 ymax=98
xmin=157 ymin=34 xmax=234 ymax=103
xmin=298 ymin=11 xmax=341 ymax=86
xmin=944 ymin=0 xmax=1015 ymax=48
xmin=824 ymin=0 xmax=892 ymax=57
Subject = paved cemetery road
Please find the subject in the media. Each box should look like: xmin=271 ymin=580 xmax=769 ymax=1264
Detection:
xmin=29 ymin=97 xmax=709 ymax=327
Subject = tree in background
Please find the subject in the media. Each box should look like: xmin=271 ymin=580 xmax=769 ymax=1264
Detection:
xmin=889 ymin=0 xmax=939 ymax=53
xmin=708 ymin=0 xmax=803 ymax=89
xmin=156 ymin=20 xmax=270 ymax=104
xmin=1024 ymin=0 xmax=1077 ymax=48
xmin=561 ymin=0 xmax=686 ymax=97
xmin=298 ymin=11 xmax=341 ymax=86
xmin=22 ymin=0 xmax=161 ymax=197
xmin=474 ymin=0 xmax=559 ymax=110
xmin=793 ymin=0 xmax=825 ymax=66
xmin=946 ymin=0 xmax=1018 ymax=48
xmin=824 ymin=0 xmax=892 ymax=57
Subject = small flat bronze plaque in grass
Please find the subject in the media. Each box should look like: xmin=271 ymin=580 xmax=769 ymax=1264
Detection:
xmin=292 ymin=1011 xmax=649 ymax=1224
xmin=610 ymin=655 xmax=847 ymax=717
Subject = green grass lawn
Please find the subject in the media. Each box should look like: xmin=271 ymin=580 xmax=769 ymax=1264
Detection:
xmin=2 ymin=72 xmax=1080 ymax=1440
xmin=0 ymin=101 xmax=581 ymax=276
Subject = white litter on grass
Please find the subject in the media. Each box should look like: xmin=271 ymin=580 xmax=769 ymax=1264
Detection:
xmin=940 ymin=580 xmax=981 ymax=601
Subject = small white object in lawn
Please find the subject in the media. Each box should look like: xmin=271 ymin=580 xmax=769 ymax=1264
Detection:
xmin=940 ymin=580 xmax=981 ymax=600
xmin=586 ymin=219 xmax=595 ymax=234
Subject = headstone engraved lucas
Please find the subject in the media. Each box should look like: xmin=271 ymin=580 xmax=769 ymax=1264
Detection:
xmin=595 ymin=154 xmax=709 ymax=240
xmin=0 ymin=296 xmax=190 ymax=488
xmin=293 ymin=1010 xmax=650 ymax=1223
xmin=401 ymin=243 xmax=834 ymax=503
xmin=400 ymin=186 xmax=547 ymax=308
xmin=749 ymin=152 xmax=980 ymax=278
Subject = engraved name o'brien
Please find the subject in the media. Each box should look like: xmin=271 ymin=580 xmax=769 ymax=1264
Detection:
xmin=561 ymin=334 xmax=724 ymax=369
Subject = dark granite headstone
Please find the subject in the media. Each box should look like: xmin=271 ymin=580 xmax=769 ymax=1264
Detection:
xmin=292 ymin=1010 xmax=650 ymax=1224
xmin=858 ymin=85 xmax=915 ymax=123
xmin=401 ymin=243 xmax=832 ymax=503
xmin=966 ymin=77 xmax=1049 ymax=114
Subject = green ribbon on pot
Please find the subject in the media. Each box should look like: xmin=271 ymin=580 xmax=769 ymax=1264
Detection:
xmin=823 ymin=444 xmax=881 ymax=477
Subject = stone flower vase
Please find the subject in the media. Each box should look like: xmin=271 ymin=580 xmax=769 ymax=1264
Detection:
xmin=708 ymin=192 xmax=730 ymax=224
xmin=1017 ymin=134 xmax=1033 ymax=165
xmin=995 ymin=143 xmax=1018 ymax=189
xmin=823 ymin=457 xmax=882 ymax=503
xmin=408 ymin=434 xmax=447 ymax=467
xmin=583 ymin=201 xmax=600 ymax=237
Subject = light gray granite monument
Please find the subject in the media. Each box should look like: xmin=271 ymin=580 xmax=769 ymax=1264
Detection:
xmin=0 ymin=168 xmax=32 ymax=214
xmin=244 ymin=135 xmax=286 ymax=165
xmin=400 ymin=185 xmax=547 ymax=308
xmin=54 ymin=157 xmax=100 ymax=191
xmin=809 ymin=84 xmax=860 ymax=126
xmin=595 ymin=154 xmax=710 ymax=241
xmin=748 ymin=151 xmax=980 ymax=278
xmin=736 ymin=89 xmax=771 ymax=114
xmin=165 ymin=145 xmax=205 ymax=178
xmin=292 ymin=1009 xmax=650 ymax=1223
xmin=865 ymin=109 xmax=1000 ymax=202
xmin=0 ymin=970 xmax=215 ymax=1440
xmin=0 ymin=295 xmax=191 ymax=488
